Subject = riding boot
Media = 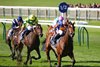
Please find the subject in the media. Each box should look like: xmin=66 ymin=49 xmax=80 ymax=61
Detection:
xmin=54 ymin=34 xmax=60 ymax=44
xmin=20 ymin=29 xmax=29 ymax=41
xmin=51 ymin=34 xmax=60 ymax=45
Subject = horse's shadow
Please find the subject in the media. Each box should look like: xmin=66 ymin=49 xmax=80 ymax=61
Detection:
xmin=42 ymin=59 xmax=100 ymax=63
xmin=0 ymin=56 xmax=100 ymax=67
xmin=42 ymin=60 xmax=100 ymax=67
xmin=63 ymin=65 xmax=100 ymax=67
xmin=62 ymin=60 xmax=100 ymax=67
xmin=0 ymin=55 xmax=11 ymax=58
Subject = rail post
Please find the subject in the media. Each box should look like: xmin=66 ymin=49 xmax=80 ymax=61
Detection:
xmin=78 ymin=26 xmax=89 ymax=48
xmin=1 ymin=22 xmax=6 ymax=40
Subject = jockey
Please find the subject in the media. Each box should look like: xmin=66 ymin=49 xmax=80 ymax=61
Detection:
xmin=20 ymin=14 xmax=38 ymax=41
xmin=7 ymin=16 xmax=23 ymax=38
xmin=51 ymin=16 xmax=64 ymax=45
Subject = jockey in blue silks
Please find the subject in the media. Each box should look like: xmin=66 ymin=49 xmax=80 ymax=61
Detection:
xmin=51 ymin=16 xmax=64 ymax=45
xmin=7 ymin=16 xmax=23 ymax=38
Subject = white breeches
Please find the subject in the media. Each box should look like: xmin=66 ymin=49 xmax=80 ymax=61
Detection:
xmin=56 ymin=30 xmax=63 ymax=35
xmin=7 ymin=28 xmax=13 ymax=37
xmin=27 ymin=25 xmax=32 ymax=30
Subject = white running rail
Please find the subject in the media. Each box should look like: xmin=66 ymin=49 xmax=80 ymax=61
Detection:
xmin=0 ymin=19 xmax=100 ymax=28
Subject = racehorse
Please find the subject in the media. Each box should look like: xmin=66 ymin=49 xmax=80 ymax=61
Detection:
xmin=6 ymin=29 xmax=13 ymax=56
xmin=11 ymin=28 xmax=23 ymax=61
xmin=45 ymin=22 xmax=76 ymax=67
xmin=41 ymin=25 xmax=54 ymax=51
xmin=22 ymin=24 xmax=43 ymax=65
xmin=6 ymin=27 xmax=23 ymax=61
xmin=42 ymin=21 xmax=75 ymax=51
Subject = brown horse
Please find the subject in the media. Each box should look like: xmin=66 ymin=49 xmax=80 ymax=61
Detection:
xmin=6 ymin=27 xmax=23 ymax=61
xmin=45 ymin=22 xmax=76 ymax=67
xmin=11 ymin=28 xmax=23 ymax=61
xmin=41 ymin=25 xmax=54 ymax=51
xmin=6 ymin=29 xmax=13 ymax=56
xmin=22 ymin=24 xmax=43 ymax=65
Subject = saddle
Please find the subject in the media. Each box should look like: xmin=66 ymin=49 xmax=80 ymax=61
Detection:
xmin=50 ymin=27 xmax=66 ymax=47
xmin=60 ymin=27 xmax=65 ymax=31
xmin=50 ymin=34 xmax=61 ymax=47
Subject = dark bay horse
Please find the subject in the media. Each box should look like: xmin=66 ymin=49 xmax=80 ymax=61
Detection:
xmin=22 ymin=24 xmax=43 ymax=65
xmin=45 ymin=22 xmax=76 ymax=67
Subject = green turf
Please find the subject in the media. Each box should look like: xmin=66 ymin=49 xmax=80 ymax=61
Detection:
xmin=0 ymin=0 xmax=100 ymax=67
xmin=0 ymin=0 xmax=100 ymax=6
xmin=0 ymin=23 xmax=100 ymax=67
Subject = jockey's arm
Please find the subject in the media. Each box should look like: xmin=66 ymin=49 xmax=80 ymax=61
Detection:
xmin=19 ymin=23 xmax=26 ymax=34
xmin=12 ymin=26 xmax=20 ymax=30
xmin=53 ymin=23 xmax=59 ymax=29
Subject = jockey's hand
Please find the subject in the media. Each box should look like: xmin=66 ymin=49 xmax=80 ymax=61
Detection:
xmin=16 ymin=26 xmax=19 ymax=28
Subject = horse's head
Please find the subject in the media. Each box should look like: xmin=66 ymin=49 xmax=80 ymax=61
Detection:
xmin=67 ymin=22 xmax=75 ymax=37
xmin=33 ymin=24 xmax=43 ymax=37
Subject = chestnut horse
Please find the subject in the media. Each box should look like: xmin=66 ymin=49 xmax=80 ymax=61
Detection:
xmin=42 ymin=21 xmax=75 ymax=51
xmin=45 ymin=22 xmax=76 ymax=67
xmin=22 ymin=24 xmax=43 ymax=65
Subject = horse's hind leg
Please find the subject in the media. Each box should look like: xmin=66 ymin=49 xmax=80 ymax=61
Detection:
xmin=68 ymin=52 xmax=76 ymax=67
xmin=46 ymin=47 xmax=52 ymax=67
xmin=41 ymin=38 xmax=46 ymax=51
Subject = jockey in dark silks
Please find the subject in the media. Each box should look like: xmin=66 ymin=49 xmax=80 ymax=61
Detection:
xmin=7 ymin=16 xmax=23 ymax=38
xmin=20 ymin=15 xmax=38 ymax=41
xmin=51 ymin=16 xmax=64 ymax=45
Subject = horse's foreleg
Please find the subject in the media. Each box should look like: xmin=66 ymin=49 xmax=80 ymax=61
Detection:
xmin=8 ymin=40 xmax=12 ymax=56
xmin=24 ymin=48 xmax=30 ymax=65
xmin=30 ymin=48 xmax=41 ymax=64
xmin=12 ymin=45 xmax=16 ymax=60
xmin=32 ymin=48 xmax=41 ymax=60
xmin=17 ymin=44 xmax=23 ymax=61
xmin=68 ymin=52 xmax=76 ymax=67
xmin=56 ymin=54 xmax=61 ymax=67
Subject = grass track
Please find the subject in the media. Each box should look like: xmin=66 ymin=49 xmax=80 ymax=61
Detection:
xmin=0 ymin=0 xmax=100 ymax=6
xmin=0 ymin=0 xmax=100 ymax=66
xmin=0 ymin=23 xmax=100 ymax=67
